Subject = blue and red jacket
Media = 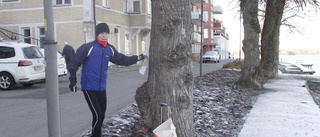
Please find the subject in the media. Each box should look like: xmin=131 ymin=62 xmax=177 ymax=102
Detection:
xmin=68 ymin=40 xmax=139 ymax=92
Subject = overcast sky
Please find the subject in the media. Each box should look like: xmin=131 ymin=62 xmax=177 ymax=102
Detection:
xmin=213 ymin=0 xmax=320 ymax=51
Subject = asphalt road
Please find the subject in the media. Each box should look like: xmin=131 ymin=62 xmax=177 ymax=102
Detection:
xmin=0 ymin=60 xmax=232 ymax=137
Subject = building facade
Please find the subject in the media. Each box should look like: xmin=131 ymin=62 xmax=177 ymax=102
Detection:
xmin=213 ymin=19 xmax=230 ymax=59
xmin=191 ymin=0 xmax=229 ymax=61
xmin=0 ymin=0 xmax=151 ymax=58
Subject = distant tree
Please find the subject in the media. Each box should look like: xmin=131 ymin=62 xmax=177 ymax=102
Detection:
xmin=259 ymin=0 xmax=319 ymax=78
xmin=132 ymin=0 xmax=194 ymax=136
xmin=236 ymin=0 xmax=319 ymax=88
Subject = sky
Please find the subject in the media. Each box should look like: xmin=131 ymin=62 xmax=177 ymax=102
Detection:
xmin=213 ymin=0 xmax=320 ymax=52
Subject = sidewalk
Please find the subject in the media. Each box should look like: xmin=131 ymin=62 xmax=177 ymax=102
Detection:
xmin=238 ymin=74 xmax=320 ymax=137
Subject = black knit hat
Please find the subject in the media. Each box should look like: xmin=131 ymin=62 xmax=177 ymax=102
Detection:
xmin=95 ymin=23 xmax=110 ymax=36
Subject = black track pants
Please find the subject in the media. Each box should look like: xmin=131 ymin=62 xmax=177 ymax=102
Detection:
xmin=83 ymin=90 xmax=107 ymax=137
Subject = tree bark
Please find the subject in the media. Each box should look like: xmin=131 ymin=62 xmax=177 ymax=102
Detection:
xmin=236 ymin=0 xmax=262 ymax=89
xmin=259 ymin=0 xmax=286 ymax=79
xmin=132 ymin=0 xmax=194 ymax=136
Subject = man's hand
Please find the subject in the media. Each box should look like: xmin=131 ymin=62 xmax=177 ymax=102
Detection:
xmin=138 ymin=54 xmax=147 ymax=61
xmin=69 ymin=76 xmax=77 ymax=92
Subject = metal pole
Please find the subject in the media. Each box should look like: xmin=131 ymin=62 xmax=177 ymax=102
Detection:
xmin=43 ymin=0 xmax=61 ymax=137
xmin=199 ymin=0 xmax=203 ymax=77
xmin=239 ymin=14 xmax=242 ymax=61
xmin=93 ymin=0 xmax=96 ymax=28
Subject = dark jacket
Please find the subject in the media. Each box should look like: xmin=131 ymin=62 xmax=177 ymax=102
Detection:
xmin=68 ymin=41 xmax=139 ymax=91
xmin=62 ymin=44 xmax=75 ymax=68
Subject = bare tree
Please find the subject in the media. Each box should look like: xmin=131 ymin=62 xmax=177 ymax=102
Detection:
xmin=237 ymin=0 xmax=319 ymax=86
xmin=259 ymin=0 xmax=286 ymax=78
xmin=259 ymin=0 xmax=319 ymax=78
xmin=132 ymin=0 xmax=194 ymax=136
xmin=236 ymin=0 xmax=262 ymax=89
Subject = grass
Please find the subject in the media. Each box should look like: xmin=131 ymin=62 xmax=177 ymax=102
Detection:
xmin=223 ymin=60 xmax=244 ymax=69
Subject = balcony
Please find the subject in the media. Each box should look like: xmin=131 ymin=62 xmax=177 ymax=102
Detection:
xmin=213 ymin=21 xmax=225 ymax=30
xmin=192 ymin=32 xmax=201 ymax=43
xmin=129 ymin=15 xmax=151 ymax=31
xmin=213 ymin=6 xmax=223 ymax=14
xmin=213 ymin=29 xmax=225 ymax=36
xmin=213 ymin=37 xmax=220 ymax=45
xmin=191 ymin=11 xmax=208 ymax=24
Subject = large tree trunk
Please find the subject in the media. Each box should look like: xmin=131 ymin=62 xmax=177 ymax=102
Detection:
xmin=132 ymin=0 xmax=194 ymax=136
xmin=236 ymin=0 xmax=262 ymax=89
xmin=259 ymin=0 xmax=286 ymax=79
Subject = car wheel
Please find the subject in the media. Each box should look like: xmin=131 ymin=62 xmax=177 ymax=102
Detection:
xmin=0 ymin=72 xmax=15 ymax=90
xmin=22 ymin=83 xmax=34 ymax=87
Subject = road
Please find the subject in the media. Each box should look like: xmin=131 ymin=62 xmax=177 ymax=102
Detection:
xmin=0 ymin=60 xmax=232 ymax=137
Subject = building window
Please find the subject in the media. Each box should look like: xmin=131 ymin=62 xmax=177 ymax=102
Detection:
xmin=124 ymin=0 xmax=128 ymax=13
xmin=22 ymin=27 xmax=31 ymax=44
xmin=147 ymin=0 xmax=151 ymax=14
xmin=38 ymin=27 xmax=45 ymax=48
xmin=133 ymin=0 xmax=140 ymax=13
xmin=142 ymin=37 xmax=146 ymax=54
xmin=102 ymin=0 xmax=110 ymax=8
xmin=125 ymin=33 xmax=130 ymax=54
xmin=204 ymin=29 xmax=208 ymax=39
xmin=55 ymin=0 xmax=71 ymax=5
xmin=124 ymin=0 xmax=140 ymax=13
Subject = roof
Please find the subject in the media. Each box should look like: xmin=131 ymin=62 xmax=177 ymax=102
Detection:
xmin=0 ymin=41 xmax=37 ymax=48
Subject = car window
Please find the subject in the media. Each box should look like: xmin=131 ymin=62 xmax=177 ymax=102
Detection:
xmin=23 ymin=47 xmax=43 ymax=59
xmin=0 ymin=46 xmax=15 ymax=59
xmin=205 ymin=51 xmax=218 ymax=55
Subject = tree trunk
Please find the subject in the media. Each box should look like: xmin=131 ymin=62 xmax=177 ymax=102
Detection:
xmin=236 ymin=0 xmax=262 ymax=89
xmin=259 ymin=0 xmax=286 ymax=79
xmin=132 ymin=0 xmax=194 ymax=136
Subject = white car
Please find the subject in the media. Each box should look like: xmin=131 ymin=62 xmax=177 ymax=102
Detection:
xmin=0 ymin=41 xmax=46 ymax=90
xmin=202 ymin=51 xmax=220 ymax=63
xmin=39 ymin=48 xmax=67 ymax=77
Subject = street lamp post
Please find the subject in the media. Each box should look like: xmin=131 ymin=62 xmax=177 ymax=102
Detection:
xmin=199 ymin=0 xmax=203 ymax=77
xmin=239 ymin=14 xmax=242 ymax=61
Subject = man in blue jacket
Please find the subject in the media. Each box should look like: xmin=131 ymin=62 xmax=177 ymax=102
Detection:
xmin=68 ymin=23 xmax=145 ymax=137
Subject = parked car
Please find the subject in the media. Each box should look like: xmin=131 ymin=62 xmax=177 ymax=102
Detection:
xmin=0 ymin=41 xmax=46 ymax=90
xmin=39 ymin=48 xmax=67 ymax=77
xmin=202 ymin=51 xmax=220 ymax=63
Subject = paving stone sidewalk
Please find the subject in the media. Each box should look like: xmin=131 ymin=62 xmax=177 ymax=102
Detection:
xmin=238 ymin=74 xmax=320 ymax=137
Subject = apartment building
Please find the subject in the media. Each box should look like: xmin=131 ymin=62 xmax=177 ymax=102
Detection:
xmin=0 ymin=0 xmax=151 ymax=57
xmin=214 ymin=19 xmax=230 ymax=59
xmin=191 ymin=0 xmax=229 ymax=61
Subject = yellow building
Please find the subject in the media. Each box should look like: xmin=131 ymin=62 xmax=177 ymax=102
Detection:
xmin=0 ymin=0 xmax=151 ymax=56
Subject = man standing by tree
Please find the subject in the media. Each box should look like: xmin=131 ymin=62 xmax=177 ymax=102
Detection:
xmin=62 ymin=42 xmax=75 ymax=69
xmin=67 ymin=23 xmax=146 ymax=137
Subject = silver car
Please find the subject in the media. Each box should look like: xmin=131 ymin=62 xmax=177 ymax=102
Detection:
xmin=202 ymin=51 xmax=220 ymax=63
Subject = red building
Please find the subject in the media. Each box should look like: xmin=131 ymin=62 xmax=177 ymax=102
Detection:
xmin=191 ymin=0 xmax=228 ymax=61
